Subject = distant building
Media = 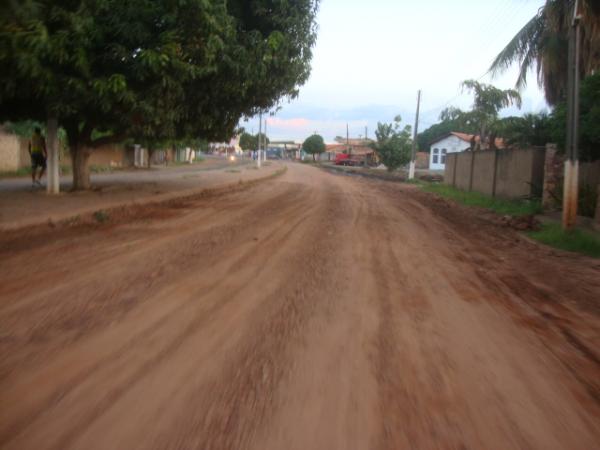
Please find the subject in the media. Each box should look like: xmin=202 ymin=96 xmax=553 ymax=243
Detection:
xmin=209 ymin=135 xmax=242 ymax=155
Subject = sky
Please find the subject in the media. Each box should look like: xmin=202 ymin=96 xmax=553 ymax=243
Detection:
xmin=241 ymin=0 xmax=549 ymax=143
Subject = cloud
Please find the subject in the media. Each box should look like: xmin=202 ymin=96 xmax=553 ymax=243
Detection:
xmin=265 ymin=117 xmax=310 ymax=129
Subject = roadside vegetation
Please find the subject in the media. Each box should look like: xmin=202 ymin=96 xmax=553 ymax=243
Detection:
xmin=528 ymin=224 xmax=600 ymax=258
xmin=419 ymin=181 xmax=600 ymax=258
xmin=421 ymin=183 xmax=542 ymax=216
xmin=371 ymin=115 xmax=412 ymax=171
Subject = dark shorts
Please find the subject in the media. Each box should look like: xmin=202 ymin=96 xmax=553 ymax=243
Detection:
xmin=31 ymin=153 xmax=46 ymax=170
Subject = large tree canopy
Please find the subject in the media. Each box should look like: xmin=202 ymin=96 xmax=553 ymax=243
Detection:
xmin=0 ymin=0 xmax=319 ymax=188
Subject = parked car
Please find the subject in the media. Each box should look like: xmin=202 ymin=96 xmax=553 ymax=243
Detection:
xmin=334 ymin=153 xmax=366 ymax=166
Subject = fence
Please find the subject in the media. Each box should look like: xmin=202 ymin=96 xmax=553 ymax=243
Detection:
xmin=444 ymin=147 xmax=546 ymax=198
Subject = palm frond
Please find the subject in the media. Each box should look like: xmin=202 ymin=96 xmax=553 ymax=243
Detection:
xmin=489 ymin=10 xmax=545 ymax=78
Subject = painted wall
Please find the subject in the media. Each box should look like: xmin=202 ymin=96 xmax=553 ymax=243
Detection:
xmin=429 ymin=135 xmax=470 ymax=170
xmin=0 ymin=130 xmax=29 ymax=171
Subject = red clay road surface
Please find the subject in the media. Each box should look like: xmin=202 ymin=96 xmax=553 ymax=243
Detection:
xmin=0 ymin=163 xmax=599 ymax=449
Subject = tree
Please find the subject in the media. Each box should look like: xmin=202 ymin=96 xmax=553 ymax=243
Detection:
xmin=489 ymin=0 xmax=600 ymax=105
xmin=417 ymin=109 xmax=478 ymax=151
xmin=371 ymin=115 xmax=412 ymax=171
xmin=459 ymin=80 xmax=521 ymax=150
xmin=302 ymin=134 xmax=325 ymax=161
xmin=549 ymin=72 xmax=600 ymax=161
xmin=0 ymin=0 xmax=320 ymax=189
xmin=239 ymin=132 xmax=258 ymax=151
xmin=495 ymin=113 xmax=553 ymax=148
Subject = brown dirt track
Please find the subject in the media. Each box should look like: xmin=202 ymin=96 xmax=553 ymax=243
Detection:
xmin=0 ymin=163 xmax=599 ymax=450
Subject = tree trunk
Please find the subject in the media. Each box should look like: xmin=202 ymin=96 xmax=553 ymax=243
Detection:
xmin=147 ymin=148 xmax=154 ymax=168
xmin=70 ymin=144 xmax=91 ymax=190
xmin=313 ymin=153 xmax=315 ymax=161
xmin=46 ymin=116 xmax=60 ymax=194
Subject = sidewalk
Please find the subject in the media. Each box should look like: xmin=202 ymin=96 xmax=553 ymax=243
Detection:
xmin=0 ymin=158 xmax=283 ymax=230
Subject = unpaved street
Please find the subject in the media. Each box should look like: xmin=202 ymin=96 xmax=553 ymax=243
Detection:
xmin=1 ymin=163 xmax=599 ymax=449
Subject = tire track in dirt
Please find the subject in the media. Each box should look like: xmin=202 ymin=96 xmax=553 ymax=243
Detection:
xmin=0 ymin=181 xmax=320 ymax=447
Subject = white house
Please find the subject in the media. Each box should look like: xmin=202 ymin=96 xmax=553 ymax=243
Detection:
xmin=429 ymin=132 xmax=472 ymax=171
xmin=429 ymin=132 xmax=507 ymax=170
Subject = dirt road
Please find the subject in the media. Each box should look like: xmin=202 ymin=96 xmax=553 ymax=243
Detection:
xmin=1 ymin=163 xmax=599 ymax=449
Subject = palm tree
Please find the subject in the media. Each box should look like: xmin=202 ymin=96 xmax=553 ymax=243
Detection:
xmin=460 ymin=80 xmax=522 ymax=150
xmin=489 ymin=0 xmax=600 ymax=105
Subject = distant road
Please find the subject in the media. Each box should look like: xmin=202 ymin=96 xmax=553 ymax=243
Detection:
xmin=0 ymin=155 xmax=251 ymax=192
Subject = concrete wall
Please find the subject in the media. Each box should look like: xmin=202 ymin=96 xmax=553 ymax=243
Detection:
xmin=445 ymin=146 xmax=546 ymax=199
xmin=454 ymin=151 xmax=473 ymax=191
xmin=0 ymin=130 xmax=29 ymax=171
xmin=415 ymin=151 xmax=429 ymax=169
xmin=62 ymin=144 xmax=132 ymax=168
xmin=580 ymin=160 xmax=600 ymax=188
xmin=470 ymin=150 xmax=496 ymax=196
xmin=444 ymin=153 xmax=457 ymax=186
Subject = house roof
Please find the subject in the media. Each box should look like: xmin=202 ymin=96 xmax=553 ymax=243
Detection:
xmin=325 ymin=144 xmax=375 ymax=155
xmin=431 ymin=132 xmax=506 ymax=149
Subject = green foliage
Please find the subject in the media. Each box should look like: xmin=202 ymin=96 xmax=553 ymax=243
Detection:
xmin=489 ymin=0 xmax=599 ymax=105
xmin=421 ymin=184 xmax=543 ymax=216
xmin=239 ymin=132 xmax=257 ymax=151
xmin=0 ymin=0 xmax=320 ymax=188
xmin=550 ymin=73 xmax=600 ymax=161
xmin=418 ymin=81 xmax=523 ymax=152
xmin=417 ymin=111 xmax=478 ymax=151
xmin=302 ymin=134 xmax=325 ymax=160
xmin=459 ymin=80 xmax=522 ymax=149
xmin=93 ymin=210 xmax=110 ymax=223
xmin=372 ymin=115 xmax=412 ymax=171
xmin=3 ymin=120 xmax=43 ymax=137
xmin=528 ymin=223 xmax=600 ymax=258
xmin=461 ymin=80 xmax=522 ymax=115
xmin=239 ymin=132 xmax=268 ymax=151
xmin=496 ymin=113 xmax=553 ymax=147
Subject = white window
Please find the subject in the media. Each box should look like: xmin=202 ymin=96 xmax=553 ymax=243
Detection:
xmin=432 ymin=148 xmax=439 ymax=164
xmin=441 ymin=148 xmax=447 ymax=164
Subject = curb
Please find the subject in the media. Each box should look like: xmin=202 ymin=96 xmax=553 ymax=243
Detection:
xmin=1 ymin=165 xmax=286 ymax=231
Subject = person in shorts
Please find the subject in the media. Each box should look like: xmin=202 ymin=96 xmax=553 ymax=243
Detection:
xmin=29 ymin=127 xmax=47 ymax=187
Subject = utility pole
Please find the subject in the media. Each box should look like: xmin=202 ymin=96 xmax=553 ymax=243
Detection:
xmin=409 ymin=89 xmax=421 ymax=180
xmin=563 ymin=0 xmax=582 ymax=230
xmin=346 ymin=123 xmax=350 ymax=155
xmin=264 ymin=116 xmax=268 ymax=161
xmin=257 ymin=111 xmax=262 ymax=168
xmin=365 ymin=126 xmax=368 ymax=141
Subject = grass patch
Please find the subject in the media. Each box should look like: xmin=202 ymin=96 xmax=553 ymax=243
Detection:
xmin=170 ymin=157 xmax=205 ymax=166
xmin=528 ymin=223 xmax=600 ymax=258
xmin=421 ymin=183 xmax=542 ymax=216
xmin=225 ymin=169 xmax=241 ymax=173
xmin=93 ymin=210 xmax=110 ymax=223
xmin=0 ymin=167 xmax=33 ymax=178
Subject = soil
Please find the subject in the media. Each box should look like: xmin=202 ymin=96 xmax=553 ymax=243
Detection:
xmin=0 ymin=163 xmax=598 ymax=450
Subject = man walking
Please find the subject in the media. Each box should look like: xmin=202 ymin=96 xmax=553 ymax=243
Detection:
xmin=29 ymin=127 xmax=47 ymax=187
